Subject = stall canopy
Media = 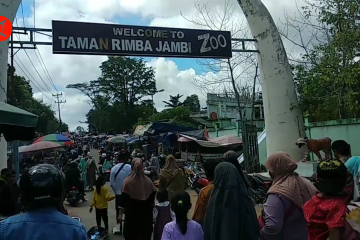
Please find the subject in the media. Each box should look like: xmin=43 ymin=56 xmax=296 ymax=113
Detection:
xmin=179 ymin=134 xmax=242 ymax=148
xmin=142 ymin=122 xmax=196 ymax=136
xmin=162 ymin=129 xmax=206 ymax=146
xmin=0 ymin=102 xmax=38 ymax=141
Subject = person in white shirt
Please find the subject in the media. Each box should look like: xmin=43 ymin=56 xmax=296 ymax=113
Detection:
xmin=109 ymin=156 xmax=131 ymax=235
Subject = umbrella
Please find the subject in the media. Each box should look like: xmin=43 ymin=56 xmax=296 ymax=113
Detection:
xmin=18 ymin=145 xmax=29 ymax=152
xmin=58 ymin=140 xmax=75 ymax=146
xmin=0 ymin=102 xmax=38 ymax=141
xmin=107 ymin=136 xmax=126 ymax=143
xmin=20 ymin=141 xmax=62 ymax=153
xmin=34 ymin=134 xmax=71 ymax=143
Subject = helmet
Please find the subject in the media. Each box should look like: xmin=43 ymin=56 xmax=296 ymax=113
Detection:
xmin=101 ymin=153 xmax=106 ymax=158
xmin=19 ymin=164 xmax=66 ymax=210
xmin=158 ymin=154 xmax=166 ymax=161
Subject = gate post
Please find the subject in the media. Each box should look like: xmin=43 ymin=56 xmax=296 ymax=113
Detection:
xmin=0 ymin=0 xmax=22 ymax=169
xmin=236 ymin=0 xmax=305 ymax=160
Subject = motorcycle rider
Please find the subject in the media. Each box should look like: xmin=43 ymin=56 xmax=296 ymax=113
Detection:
xmin=65 ymin=162 xmax=86 ymax=202
xmin=145 ymin=153 xmax=160 ymax=181
xmin=0 ymin=164 xmax=87 ymax=239
xmin=158 ymin=154 xmax=166 ymax=169
xmin=110 ymin=152 xmax=131 ymax=235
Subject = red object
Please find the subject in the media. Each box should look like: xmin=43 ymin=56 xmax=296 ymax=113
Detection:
xmin=263 ymin=181 xmax=271 ymax=189
xmin=64 ymin=141 xmax=74 ymax=146
xmin=210 ymin=112 xmax=218 ymax=119
xmin=0 ymin=16 xmax=12 ymax=42
xmin=204 ymin=127 xmax=209 ymax=140
xmin=72 ymin=186 xmax=76 ymax=189
xmin=303 ymin=194 xmax=348 ymax=239
xmin=197 ymin=178 xmax=209 ymax=187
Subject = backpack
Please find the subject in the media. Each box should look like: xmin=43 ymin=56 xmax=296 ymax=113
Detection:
xmin=343 ymin=203 xmax=360 ymax=240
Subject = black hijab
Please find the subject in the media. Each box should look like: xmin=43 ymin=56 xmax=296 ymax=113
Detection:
xmin=204 ymin=162 xmax=259 ymax=240
xmin=223 ymin=152 xmax=251 ymax=189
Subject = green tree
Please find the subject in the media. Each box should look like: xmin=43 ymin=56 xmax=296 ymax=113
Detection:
xmin=76 ymin=126 xmax=85 ymax=134
xmin=294 ymin=0 xmax=360 ymax=121
xmin=149 ymin=106 xmax=196 ymax=127
xmin=162 ymin=94 xmax=184 ymax=108
xmin=183 ymin=94 xmax=201 ymax=112
xmin=7 ymin=65 xmax=68 ymax=135
xmin=67 ymin=56 xmax=157 ymax=132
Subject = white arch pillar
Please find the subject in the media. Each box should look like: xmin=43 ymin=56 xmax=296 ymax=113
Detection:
xmin=236 ymin=0 xmax=305 ymax=160
xmin=0 ymin=0 xmax=22 ymax=170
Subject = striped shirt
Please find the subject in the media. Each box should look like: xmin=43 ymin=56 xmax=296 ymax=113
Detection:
xmin=110 ymin=162 xmax=131 ymax=195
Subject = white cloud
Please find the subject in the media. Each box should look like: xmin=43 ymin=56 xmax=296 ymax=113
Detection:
xmin=11 ymin=0 xmax=313 ymax=131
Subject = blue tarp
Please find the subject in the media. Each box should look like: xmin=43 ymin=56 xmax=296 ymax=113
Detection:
xmin=145 ymin=122 xmax=196 ymax=135
xmin=126 ymin=136 xmax=146 ymax=144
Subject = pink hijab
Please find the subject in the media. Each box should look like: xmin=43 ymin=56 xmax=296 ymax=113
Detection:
xmin=265 ymin=152 xmax=316 ymax=208
xmin=121 ymin=158 xmax=156 ymax=200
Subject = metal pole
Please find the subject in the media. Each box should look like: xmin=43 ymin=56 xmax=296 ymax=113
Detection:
xmin=151 ymin=94 xmax=154 ymax=114
xmin=10 ymin=32 xmax=20 ymax=179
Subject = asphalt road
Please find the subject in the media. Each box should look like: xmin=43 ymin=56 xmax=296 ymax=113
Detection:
xmin=66 ymin=149 xmax=198 ymax=239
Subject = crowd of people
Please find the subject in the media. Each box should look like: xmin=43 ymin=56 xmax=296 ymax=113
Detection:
xmin=0 ymin=139 xmax=359 ymax=239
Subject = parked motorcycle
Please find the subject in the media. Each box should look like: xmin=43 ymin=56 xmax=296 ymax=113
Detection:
xmin=67 ymin=186 xmax=83 ymax=207
xmin=185 ymin=163 xmax=209 ymax=194
xmin=247 ymin=172 xmax=272 ymax=204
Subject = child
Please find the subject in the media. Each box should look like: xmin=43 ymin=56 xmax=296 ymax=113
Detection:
xmin=303 ymin=159 xmax=349 ymax=239
xmin=89 ymin=176 xmax=115 ymax=237
xmin=153 ymin=190 xmax=175 ymax=240
xmin=161 ymin=192 xmax=203 ymax=240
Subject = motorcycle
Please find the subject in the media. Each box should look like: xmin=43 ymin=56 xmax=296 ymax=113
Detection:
xmin=67 ymin=186 xmax=83 ymax=207
xmin=247 ymin=172 xmax=272 ymax=204
xmin=185 ymin=164 xmax=209 ymax=194
xmin=87 ymin=226 xmax=108 ymax=240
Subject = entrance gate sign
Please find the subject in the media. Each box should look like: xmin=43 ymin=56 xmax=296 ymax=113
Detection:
xmin=52 ymin=21 xmax=232 ymax=58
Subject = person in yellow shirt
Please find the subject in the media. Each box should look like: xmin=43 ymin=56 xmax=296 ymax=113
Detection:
xmin=89 ymin=176 xmax=115 ymax=236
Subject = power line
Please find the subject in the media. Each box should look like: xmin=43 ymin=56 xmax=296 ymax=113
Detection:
xmin=17 ymin=6 xmax=58 ymax=93
xmin=14 ymin=55 xmax=53 ymax=101
xmin=22 ymin=48 xmax=54 ymax=93
xmin=53 ymin=92 xmax=66 ymax=130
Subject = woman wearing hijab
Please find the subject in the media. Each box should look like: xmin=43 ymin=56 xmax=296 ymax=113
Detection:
xmin=86 ymin=152 xmax=96 ymax=190
xmin=118 ymin=158 xmax=157 ymax=240
xmin=345 ymin=156 xmax=360 ymax=201
xmin=260 ymin=152 xmax=317 ymax=240
xmin=204 ymin=162 xmax=259 ymax=240
xmin=78 ymin=155 xmax=87 ymax=190
xmin=158 ymin=155 xmax=187 ymax=200
xmin=223 ymin=151 xmax=251 ymax=189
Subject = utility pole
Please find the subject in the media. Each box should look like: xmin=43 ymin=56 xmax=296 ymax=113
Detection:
xmin=53 ymin=93 xmax=66 ymax=131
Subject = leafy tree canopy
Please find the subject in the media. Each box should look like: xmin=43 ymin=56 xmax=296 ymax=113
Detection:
xmin=183 ymin=94 xmax=201 ymax=112
xmin=68 ymin=57 xmax=204 ymax=131
xmin=162 ymin=94 xmax=185 ymax=108
xmin=7 ymin=64 xmax=68 ymax=135
xmin=67 ymin=57 xmax=157 ymax=133
xmin=294 ymin=0 xmax=360 ymax=121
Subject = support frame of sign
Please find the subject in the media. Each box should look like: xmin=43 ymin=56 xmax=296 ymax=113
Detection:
xmin=10 ymin=22 xmax=259 ymax=55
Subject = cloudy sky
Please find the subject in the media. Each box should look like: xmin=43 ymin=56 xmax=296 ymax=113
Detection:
xmin=12 ymin=0 xmax=309 ymax=131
